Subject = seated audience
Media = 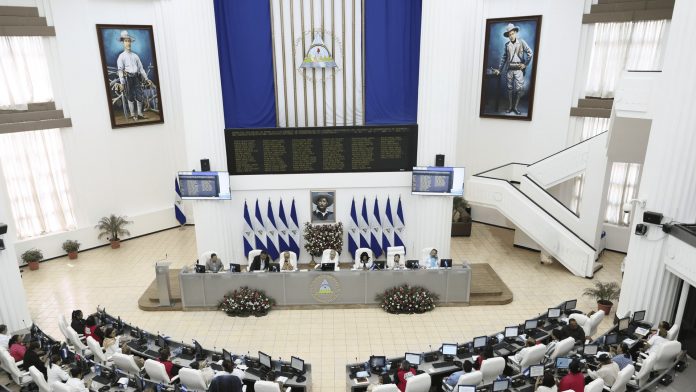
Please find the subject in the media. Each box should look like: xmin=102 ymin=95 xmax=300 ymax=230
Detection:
xmin=281 ymin=251 xmax=294 ymax=271
xmin=424 ymin=248 xmax=439 ymax=269
xmin=545 ymin=329 xmax=567 ymax=357
xmin=84 ymin=316 xmax=103 ymax=344
xmin=158 ymin=347 xmax=175 ymax=379
xmin=102 ymin=327 xmax=121 ymax=357
xmin=190 ymin=360 xmax=215 ymax=384
xmin=21 ymin=340 xmax=46 ymax=377
xmin=587 ymin=354 xmax=619 ymax=386
xmin=216 ymin=359 xmax=245 ymax=380
xmin=66 ymin=367 xmax=90 ymax=392
xmin=397 ymin=360 xmax=416 ymax=392
xmin=392 ymin=254 xmax=402 ymax=269
xmin=249 ymin=250 xmax=271 ymax=272
xmin=474 ymin=346 xmax=494 ymax=371
xmin=120 ymin=344 xmax=145 ymax=368
xmin=358 ymin=252 xmax=371 ymax=269
xmin=645 ymin=324 xmax=669 ymax=354
xmin=8 ymin=335 xmax=27 ymax=362
xmin=558 ymin=359 xmax=584 ymax=392
xmin=612 ymin=343 xmax=632 ymax=370
xmin=535 ymin=371 xmax=557 ymax=392
xmin=206 ymin=253 xmax=224 ymax=272
xmin=562 ymin=319 xmax=585 ymax=343
xmin=0 ymin=325 xmax=9 ymax=349
xmin=513 ymin=338 xmax=537 ymax=364
xmin=70 ymin=310 xmax=86 ymax=335
xmin=445 ymin=360 xmax=473 ymax=386
xmin=47 ymin=354 xmax=69 ymax=385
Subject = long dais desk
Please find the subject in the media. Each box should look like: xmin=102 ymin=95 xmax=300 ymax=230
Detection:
xmin=180 ymin=267 xmax=472 ymax=309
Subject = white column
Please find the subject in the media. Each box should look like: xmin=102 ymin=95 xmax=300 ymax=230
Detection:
xmin=618 ymin=0 xmax=696 ymax=323
xmin=413 ymin=0 xmax=478 ymax=257
xmin=155 ymin=0 xmax=236 ymax=262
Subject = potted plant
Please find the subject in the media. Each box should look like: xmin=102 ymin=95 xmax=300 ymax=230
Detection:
xmin=451 ymin=196 xmax=472 ymax=237
xmin=96 ymin=214 xmax=133 ymax=248
xmin=583 ymin=281 xmax=621 ymax=315
xmin=21 ymin=248 xmax=43 ymax=270
xmin=62 ymin=240 xmax=81 ymax=260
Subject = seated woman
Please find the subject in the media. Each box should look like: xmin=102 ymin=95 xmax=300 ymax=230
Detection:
xmin=358 ymin=252 xmax=371 ymax=270
xmin=424 ymin=248 xmax=439 ymax=269
xmin=280 ymin=251 xmax=295 ymax=271
xmin=102 ymin=327 xmax=121 ymax=358
xmin=84 ymin=315 xmax=103 ymax=344
xmin=8 ymin=335 xmax=27 ymax=362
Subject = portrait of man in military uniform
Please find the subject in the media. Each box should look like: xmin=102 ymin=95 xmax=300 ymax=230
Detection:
xmin=96 ymin=24 xmax=164 ymax=128
xmin=480 ymin=16 xmax=541 ymax=120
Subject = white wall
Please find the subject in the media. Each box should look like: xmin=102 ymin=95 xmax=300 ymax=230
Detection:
xmin=0 ymin=0 xmax=189 ymax=262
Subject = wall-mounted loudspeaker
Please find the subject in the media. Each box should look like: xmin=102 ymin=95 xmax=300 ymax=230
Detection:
xmin=0 ymin=223 xmax=7 ymax=235
xmin=200 ymin=159 xmax=210 ymax=172
xmin=435 ymin=154 xmax=445 ymax=167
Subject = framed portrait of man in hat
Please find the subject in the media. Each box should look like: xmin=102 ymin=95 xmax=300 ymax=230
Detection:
xmin=96 ymin=24 xmax=164 ymax=128
xmin=480 ymin=15 xmax=542 ymax=121
xmin=310 ymin=190 xmax=336 ymax=224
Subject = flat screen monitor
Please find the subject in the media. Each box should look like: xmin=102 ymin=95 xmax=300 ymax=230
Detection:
xmin=321 ymin=263 xmax=335 ymax=271
xmin=193 ymin=340 xmax=203 ymax=358
xmin=547 ymin=308 xmax=561 ymax=319
xmin=524 ymin=319 xmax=538 ymax=330
xmin=372 ymin=261 xmax=386 ymax=270
xmin=440 ymin=259 xmax=452 ymax=268
xmin=458 ymin=386 xmax=476 ymax=392
xmin=555 ymin=357 xmax=571 ymax=369
xmin=177 ymin=171 xmax=231 ymax=200
xmin=195 ymin=264 xmax=206 ymax=273
xmin=529 ymin=364 xmax=544 ymax=377
xmin=411 ymin=166 xmax=465 ymax=196
xmin=504 ymin=326 xmax=519 ymax=338
xmin=492 ymin=379 xmax=509 ymax=392
xmin=229 ymin=263 xmax=241 ymax=273
xmin=632 ymin=310 xmax=646 ymax=323
xmin=584 ymin=344 xmax=598 ymax=356
xmin=269 ymin=263 xmax=280 ymax=272
xmin=618 ymin=317 xmax=630 ymax=332
xmin=404 ymin=353 xmax=421 ymax=366
xmin=291 ymin=356 xmax=305 ymax=373
xmin=157 ymin=335 xmax=167 ymax=348
xmin=370 ymin=356 xmax=386 ymax=369
xmin=442 ymin=343 xmax=457 ymax=356
xmin=564 ymin=299 xmax=577 ymax=311
xmin=406 ymin=260 xmax=419 ymax=269
xmin=222 ymin=349 xmax=233 ymax=363
xmin=473 ymin=336 xmax=487 ymax=349
xmin=258 ymin=351 xmax=272 ymax=369
xmin=604 ymin=333 xmax=619 ymax=346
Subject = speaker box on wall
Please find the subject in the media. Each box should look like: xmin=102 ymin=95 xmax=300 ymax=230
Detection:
xmin=0 ymin=223 xmax=7 ymax=235
xmin=200 ymin=159 xmax=210 ymax=172
xmin=435 ymin=154 xmax=445 ymax=167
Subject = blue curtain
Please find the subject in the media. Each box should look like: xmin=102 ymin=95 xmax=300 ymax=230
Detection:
xmin=214 ymin=0 xmax=276 ymax=128
xmin=364 ymin=0 xmax=422 ymax=125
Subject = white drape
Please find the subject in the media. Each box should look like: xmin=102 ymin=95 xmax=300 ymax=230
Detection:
xmin=0 ymin=129 xmax=77 ymax=239
xmin=585 ymin=20 xmax=668 ymax=98
xmin=605 ymin=162 xmax=641 ymax=225
xmin=0 ymin=36 xmax=53 ymax=109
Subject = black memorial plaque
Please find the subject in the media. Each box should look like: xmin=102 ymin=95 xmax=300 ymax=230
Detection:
xmin=225 ymin=125 xmax=418 ymax=175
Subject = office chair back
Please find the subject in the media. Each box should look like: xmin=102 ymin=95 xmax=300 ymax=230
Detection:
xmin=632 ymin=354 xmax=655 ymax=387
xmin=52 ymin=381 xmax=72 ymax=392
xmin=610 ymin=364 xmax=634 ymax=392
xmin=254 ymin=380 xmax=284 ymax=392
xmin=520 ymin=344 xmax=547 ymax=370
xmin=112 ymin=353 xmax=141 ymax=376
xmin=283 ymin=251 xmax=298 ymax=270
xmin=405 ymin=372 xmax=431 ymax=392
xmin=666 ymin=324 xmax=680 ymax=341
xmin=480 ymin=357 xmax=505 ymax=384
xmin=86 ymin=336 xmax=107 ymax=364
xmin=144 ymin=359 xmax=172 ymax=384
xmin=585 ymin=310 xmax=605 ymax=337
xmin=67 ymin=326 xmax=89 ymax=356
xmin=29 ymin=365 xmax=51 ymax=392
xmin=0 ymin=349 xmax=31 ymax=385
xmin=652 ymin=340 xmax=681 ymax=372
xmin=386 ymin=246 xmax=405 ymax=269
xmin=455 ymin=370 xmax=482 ymax=387
xmin=584 ymin=378 xmax=604 ymax=392
xmin=246 ymin=249 xmax=262 ymax=271
xmin=179 ymin=368 xmax=208 ymax=391
xmin=353 ymin=247 xmax=374 ymax=269
xmin=372 ymin=384 xmax=400 ymax=392
xmin=551 ymin=337 xmax=575 ymax=360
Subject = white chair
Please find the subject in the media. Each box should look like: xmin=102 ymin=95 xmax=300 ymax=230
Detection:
xmin=405 ymin=372 xmax=431 ymax=392
xmin=584 ymin=378 xmax=604 ymax=392
xmin=442 ymin=371 xmax=483 ymax=391
xmin=373 ymin=384 xmax=400 ymax=392
xmin=651 ymin=340 xmax=681 ymax=372
xmin=246 ymin=249 xmax=262 ymax=271
xmin=0 ymin=348 xmax=32 ymax=386
xmin=386 ymin=246 xmax=405 ymax=268
xmin=86 ymin=336 xmax=109 ymax=364
xmin=318 ymin=249 xmax=340 ymax=270
xmin=178 ymin=368 xmax=209 ymax=391
xmin=52 ymin=382 xmax=72 ymax=392
xmin=112 ymin=353 xmax=143 ymax=376
xmin=66 ymin=326 xmax=91 ymax=357
xmin=510 ymin=344 xmax=546 ymax=373
xmin=666 ymin=324 xmax=680 ymax=341
xmin=609 ymin=364 xmax=634 ymax=392
xmin=584 ymin=310 xmax=605 ymax=338
xmin=279 ymin=251 xmax=298 ymax=270
xmin=254 ymin=380 xmax=291 ymax=392
xmin=29 ymin=365 xmax=51 ymax=392
xmin=144 ymin=358 xmax=178 ymax=384
xmin=550 ymin=337 xmax=575 ymax=361
xmin=569 ymin=313 xmax=589 ymax=330
xmin=353 ymin=247 xmax=374 ymax=269
xmin=480 ymin=357 xmax=505 ymax=384
xmin=629 ymin=354 xmax=655 ymax=388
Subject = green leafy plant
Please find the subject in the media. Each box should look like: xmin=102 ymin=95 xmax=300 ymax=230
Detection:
xmin=95 ymin=214 xmax=133 ymax=241
xmin=375 ymin=285 xmax=439 ymax=314
xmin=452 ymin=197 xmax=471 ymax=222
xmin=62 ymin=240 xmax=81 ymax=253
xmin=583 ymin=281 xmax=621 ymax=305
xmin=21 ymin=248 xmax=43 ymax=263
xmin=219 ymin=287 xmax=275 ymax=317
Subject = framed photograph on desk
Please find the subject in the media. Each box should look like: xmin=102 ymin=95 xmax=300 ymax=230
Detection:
xmin=310 ymin=190 xmax=336 ymax=224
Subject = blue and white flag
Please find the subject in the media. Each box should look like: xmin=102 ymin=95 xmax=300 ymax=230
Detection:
xmin=393 ymin=196 xmax=406 ymax=251
xmin=253 ymin=199 xmax=267 ymax=251
xmin=359 ymin=197 xmax=371 ymax=249
xmin=370 ymin=197 xmax=383 ymax=258
xmin=174 ymin=178 xmax=186 ymax=225
xmin=242 ymin=200 xmax=255 ymax=257
xmin=288 ymin=199 xmax=301 ymax=256
xmin=347 ymin=198 xmax=360 ymax=257
xmin=265 ymin=199 xmax=280 ymax=260
xmin=276 ymin=199 xmax=291 ymax=253
xmin=381 ymin=197 xmax=394 ymax=253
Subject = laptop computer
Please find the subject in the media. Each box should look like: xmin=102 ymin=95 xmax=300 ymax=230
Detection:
xmin=195 ymin=264 xmax=206 ymax=273
xmin=320 ymin=263 xmax=335 ymax=271
xmin=440 ymin=259 xmax=452 ymax=268
xmin=269 ymin=263 xmax=280 ymax=272
xmin=229 ymin=263 xmax=241 ymax=272
xmin=372 ymin=261 xmax=386 ymax=270
xmin=406 ymin=260 xmax=419 ymax=269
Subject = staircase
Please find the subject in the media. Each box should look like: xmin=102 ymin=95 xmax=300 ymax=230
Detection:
xmin=466 ymin=132 xmax=608 ymax=278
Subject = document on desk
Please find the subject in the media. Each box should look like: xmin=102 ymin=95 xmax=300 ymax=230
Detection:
xmin=623 ymin=338 xmax=636 ymax=346
xmin=634 ymin=327 xmax=649 ymax=336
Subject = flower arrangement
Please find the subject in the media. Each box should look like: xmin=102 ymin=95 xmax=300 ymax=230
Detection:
xmin=303 ymin=222 xmax=344 ymax=257
xmin=219 ymin=287 xmax=275 ymax=317
xmin=375 ymin=285 xmax=439 ymax=314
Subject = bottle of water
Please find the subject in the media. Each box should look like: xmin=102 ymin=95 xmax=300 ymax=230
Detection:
xmin=157 ymin=382 xmax=163 ymax=392
xmin=95 ymin=365 xmax=101 ymax=376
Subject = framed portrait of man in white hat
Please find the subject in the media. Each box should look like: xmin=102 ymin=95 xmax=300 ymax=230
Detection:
xmin=310 ymin=190 xmax=336 ymax=224
xmin=96 ymin=24 xmax=164 ymax=128
xmin=480 ymin=15 xmax=541 ymax=121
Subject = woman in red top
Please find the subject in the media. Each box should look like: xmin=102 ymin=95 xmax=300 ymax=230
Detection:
xmin=8 ymin=335 xmax=27 ymax=362
xmin=558 ymin=359 xmax=585 ymax=392
xmin=84 ymin=316 xmax=103 ymax=344
xmin=396 ymin=360 xmax=416 ymax=391
xmin=158 ymin=347 xmax=174 ymax=379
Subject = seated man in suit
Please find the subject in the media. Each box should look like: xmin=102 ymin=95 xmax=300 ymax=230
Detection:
xmin=280 ymin=251 xmax=295 ymax=271
xmin=424 ymin=248 xmax=439 ymax=269
xmin=249 ymin=250 xmax=271 ymax=272
xmin=206 ymin=253 xmax=224 ymax=272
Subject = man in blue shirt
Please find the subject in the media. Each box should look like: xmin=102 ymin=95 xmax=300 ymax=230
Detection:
xmin=425 ymin=248 xmax=439 ymax=269
xmin=445 ymin=360 xmax=474 ymax=386
xmin=612 ymin=343 xmax=632 ymax=370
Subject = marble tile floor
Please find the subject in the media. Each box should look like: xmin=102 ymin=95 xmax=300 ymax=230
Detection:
xmin=19 ymin=223 xmax=625 ymax=391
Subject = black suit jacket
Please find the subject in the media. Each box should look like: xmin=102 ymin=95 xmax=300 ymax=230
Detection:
xmin=22 ymin=349 xmax=46 ymax=377
xmin=209 ymin=375 xmax=243 ymax=392
xmin=249 ymin=255 xmax=270 ymax=271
